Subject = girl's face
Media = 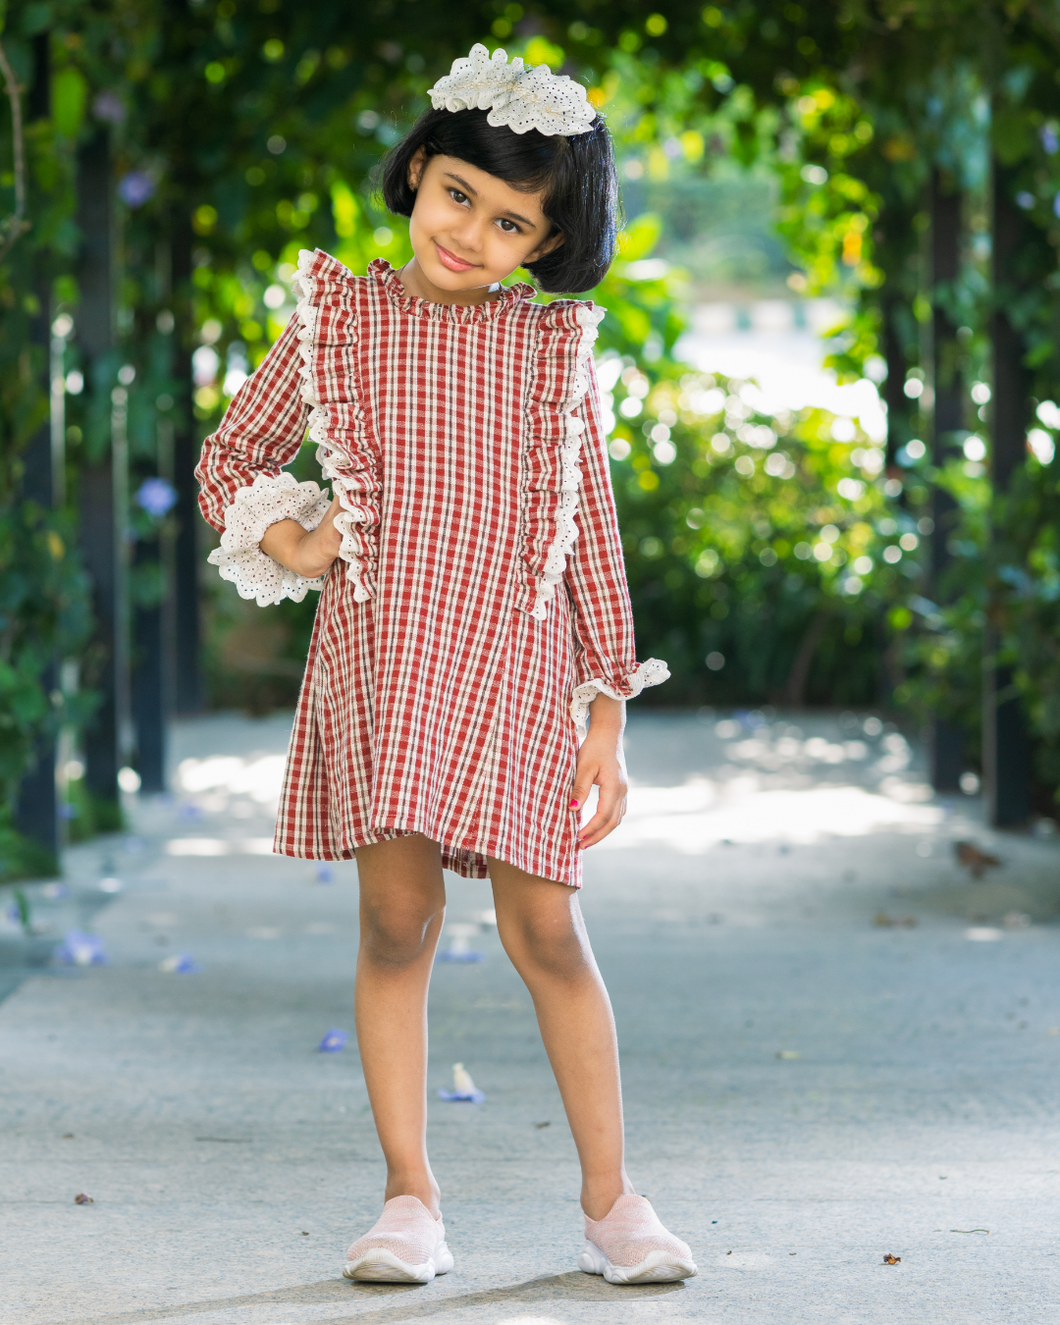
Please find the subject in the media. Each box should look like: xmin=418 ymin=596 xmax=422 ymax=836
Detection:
xmin=404 ymin=149 xmax=562 ymax=302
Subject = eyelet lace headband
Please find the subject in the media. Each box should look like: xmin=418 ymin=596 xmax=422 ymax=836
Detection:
xmin=426 ymin=43 xmax=597 ymax=138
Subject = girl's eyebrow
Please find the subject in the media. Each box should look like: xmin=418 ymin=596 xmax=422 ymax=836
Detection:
xmin=443 ymin=171 xmax=537 ymax=229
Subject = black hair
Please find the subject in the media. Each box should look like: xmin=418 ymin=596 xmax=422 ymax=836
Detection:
xmin=380 ymin=107 xmax=618 ymax=294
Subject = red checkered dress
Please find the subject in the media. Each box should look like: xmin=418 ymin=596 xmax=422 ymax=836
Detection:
xmin=197 ymin=251 xmax=667 ymax=886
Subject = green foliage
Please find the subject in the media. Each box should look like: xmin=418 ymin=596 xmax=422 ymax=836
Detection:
xmin=603 ymin=353 xmax=920 ymax=707
xmin=0 ymin=823 xmax=57 ymax=886
xmin=901 ymin=444 xmax=1060 ymax=801
xmin=0 ymin=505 xmax=93 ymax=793
xmin=0 ymin=16 xmax=95 ymax=835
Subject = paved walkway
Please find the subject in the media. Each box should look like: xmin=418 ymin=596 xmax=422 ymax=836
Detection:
xmin=3 ymin=710 xmax=1060 ymax=1324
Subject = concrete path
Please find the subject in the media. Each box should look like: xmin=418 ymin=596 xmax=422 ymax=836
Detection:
xmin=3 ymin=709 xmax=1060 ymax=1325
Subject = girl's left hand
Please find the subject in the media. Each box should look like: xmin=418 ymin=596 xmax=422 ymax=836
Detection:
xmin=570 ymin=695 xmax=628 ymax=849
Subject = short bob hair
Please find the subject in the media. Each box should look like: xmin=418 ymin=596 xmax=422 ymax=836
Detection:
xmin=380 ymin=107 xmax=618 ymax=294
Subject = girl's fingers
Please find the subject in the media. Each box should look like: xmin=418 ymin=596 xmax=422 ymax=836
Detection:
xmin=569 ymin=766 xmax=596 ymax=813
xmin=576 ymin=780 xmax=627 ymax=848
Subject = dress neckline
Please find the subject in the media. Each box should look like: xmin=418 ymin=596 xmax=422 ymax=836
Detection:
xmin=367 ymin=258 xmax=537 ymax=324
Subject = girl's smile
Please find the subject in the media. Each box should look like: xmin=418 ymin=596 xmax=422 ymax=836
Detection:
xmin=432 ymin=240 xmax=479 ymax=272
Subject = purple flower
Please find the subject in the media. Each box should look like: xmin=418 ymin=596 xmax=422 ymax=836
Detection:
xmin=54 ymin=930 xmax=107 ymax=966
xmin=159 ymin=954 xmax=199 ymax=974
xmin=135 ymin=477 xmax=178 ymax=518
xmin=318 ymin=1028 xmax=348 ymax=1053
xmin=119 ymin=171 xmax=155 ymax=208
xmin=437 ymin=1063 xmax=485 ymax=1102
xmin=1042 ymin=125 xmax=1059 ymax=155
xmin=438 ymin=1086 xmax=486 ymax=1102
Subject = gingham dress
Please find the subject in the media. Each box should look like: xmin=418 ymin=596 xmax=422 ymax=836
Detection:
xmin=196 ymin=250 xmax=667 ymax=886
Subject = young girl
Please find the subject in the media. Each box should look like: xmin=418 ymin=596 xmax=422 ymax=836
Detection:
xmin=196 ymin=44 xmax=695 ymax=1288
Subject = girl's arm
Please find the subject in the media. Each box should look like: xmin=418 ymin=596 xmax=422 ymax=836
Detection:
xmin=563 ymin=358 xmax=668 ymax=847
xmin=259 ymin=496 xmax=342 ymax=579
xmin=196 ymin=317 xmax=334 ymax=606
xmin=563 ymin=359 xmax=669 ymax=737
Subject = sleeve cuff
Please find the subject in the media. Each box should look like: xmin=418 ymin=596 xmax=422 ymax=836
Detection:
xmin=569 ymin=657 xmax=670 ymax=738
xmin=206 ymin=472 xmax=331 ymax=607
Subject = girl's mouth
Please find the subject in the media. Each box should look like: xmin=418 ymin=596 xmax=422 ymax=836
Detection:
xmin=434 ymin=242 xmax=478 ymax=273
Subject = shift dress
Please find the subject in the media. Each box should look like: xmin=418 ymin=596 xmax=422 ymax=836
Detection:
xmin=196 ymin=249 xmax=667 ymax=887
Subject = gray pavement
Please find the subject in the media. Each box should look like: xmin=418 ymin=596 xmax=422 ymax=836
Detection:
xmin=3 ymin=709 xmax=1060 ymax=1324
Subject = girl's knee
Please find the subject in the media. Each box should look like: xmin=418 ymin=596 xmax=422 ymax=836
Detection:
xmin=361 ymin=905 xmax=442 ymax=969
xmin=503 ymin=913 xmax=588 ymax=980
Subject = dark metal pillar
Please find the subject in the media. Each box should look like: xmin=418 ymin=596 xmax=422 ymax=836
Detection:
xmin=171 ymin=218 xmax=202 ymax=714
xmin=984 ymin=161 xmax=1031 ymax=826
xmin=929 ymin=169 xmax=965 ymax=792
xmin=77 ymin=131 xmax=126 ymax=828
xmin=14 ymin=33 xmax=60 ymax=866
xmin=130 ymin=242 xmax=175 ymax=795
xmin=132 ymin=559 xmax=168 ymax=792
xmin=131 ymin=415 xmax=173 ymax=793
xmin=883 ymin=296 xmax=908 ymax=469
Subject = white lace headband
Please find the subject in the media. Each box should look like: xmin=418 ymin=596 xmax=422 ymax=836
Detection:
xmin=427 ymin=43 xmax=597 ymax=139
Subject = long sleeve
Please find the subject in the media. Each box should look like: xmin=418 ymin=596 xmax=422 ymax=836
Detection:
xmin=564 ymin=360 xmax=669 ymax=736
xmin=196 ymin=316 xmax=330 ymax=606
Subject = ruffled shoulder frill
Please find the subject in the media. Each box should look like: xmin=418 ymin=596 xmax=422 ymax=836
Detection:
xmin=292 ymin=248 xmax=379 ymax=603
xmin=517 ymin=297 xmax=606 ymax=622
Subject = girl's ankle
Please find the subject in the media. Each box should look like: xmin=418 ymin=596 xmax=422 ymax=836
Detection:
xmin=581 ymin=1179 xmax=635 ymax=1222
xmin=383 ymin=1177 xmax=441 ymax=1217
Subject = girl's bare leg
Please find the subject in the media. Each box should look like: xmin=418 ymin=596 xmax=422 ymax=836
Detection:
xmin=355 ymin=834 xmax=446 ymax=1217
xmin=489 ymin=859 xmax=635 ymax=1220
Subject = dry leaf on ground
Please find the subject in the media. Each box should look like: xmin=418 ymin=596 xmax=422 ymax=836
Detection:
xmin=954 ymin=841 xmax=1001 ymax=878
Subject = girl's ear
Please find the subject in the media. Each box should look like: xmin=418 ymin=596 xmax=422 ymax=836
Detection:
xmin=407 ymin=146 xmax=427 ymax=193
xmin=524 ymin=230 xmax=565 ymax=264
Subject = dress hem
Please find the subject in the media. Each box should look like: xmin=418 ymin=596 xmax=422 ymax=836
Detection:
xmin=272 ymin=820 xmax=579 ymax=888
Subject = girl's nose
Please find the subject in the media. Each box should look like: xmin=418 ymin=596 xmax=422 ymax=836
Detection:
xmin=448 ymin=219 xmax=485 ymax=255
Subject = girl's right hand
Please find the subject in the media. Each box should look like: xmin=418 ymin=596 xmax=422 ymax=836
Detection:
xmin=259 ymin=495 xmax=344 ymax=579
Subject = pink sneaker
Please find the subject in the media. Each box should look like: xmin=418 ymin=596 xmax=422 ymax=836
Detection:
xmin=579 ymin=1193 xmax=697 ymax=1285
xmin=343 ymin=1195 xmax=454 ymax=1283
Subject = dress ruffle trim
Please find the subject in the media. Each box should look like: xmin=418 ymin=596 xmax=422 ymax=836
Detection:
xmin=569 ymin=658 xmax=670 ymax=738
xmin=294 ymin=248 xmax=379 ymax=603
xmin=207 ymin=472 xmax=330 ymax=606
xmin=519 ymin=301 xmax=606 ymax=623
xmin=368 ymin=257 xmax=536 ymax=324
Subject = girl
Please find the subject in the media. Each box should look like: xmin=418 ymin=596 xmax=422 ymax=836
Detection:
xmin=196 ymin=44 xmax=695 ymax=1289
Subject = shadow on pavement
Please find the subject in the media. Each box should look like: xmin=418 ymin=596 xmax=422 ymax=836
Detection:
xmin=64 ymin=1270 xmax=685 ymax=1324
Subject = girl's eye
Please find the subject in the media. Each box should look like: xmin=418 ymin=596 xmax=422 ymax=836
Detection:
xmin=449 ymin=189 xmax=469 ymax=206
xmin=497 ymin=219 xmax=519 ymax=233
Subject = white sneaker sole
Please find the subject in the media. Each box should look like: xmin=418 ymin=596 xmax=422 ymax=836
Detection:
xmin=578 ymin=1238 xmax=697 ymax=1285
xmin=343 ymin=1241 xmax=454 ymax=1284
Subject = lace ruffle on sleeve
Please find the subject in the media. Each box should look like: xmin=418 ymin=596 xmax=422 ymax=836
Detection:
xmin=569 ymin=659 xmax=670 ymax=738
xmin=206 ymin=472 xmax=330 ymax=607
